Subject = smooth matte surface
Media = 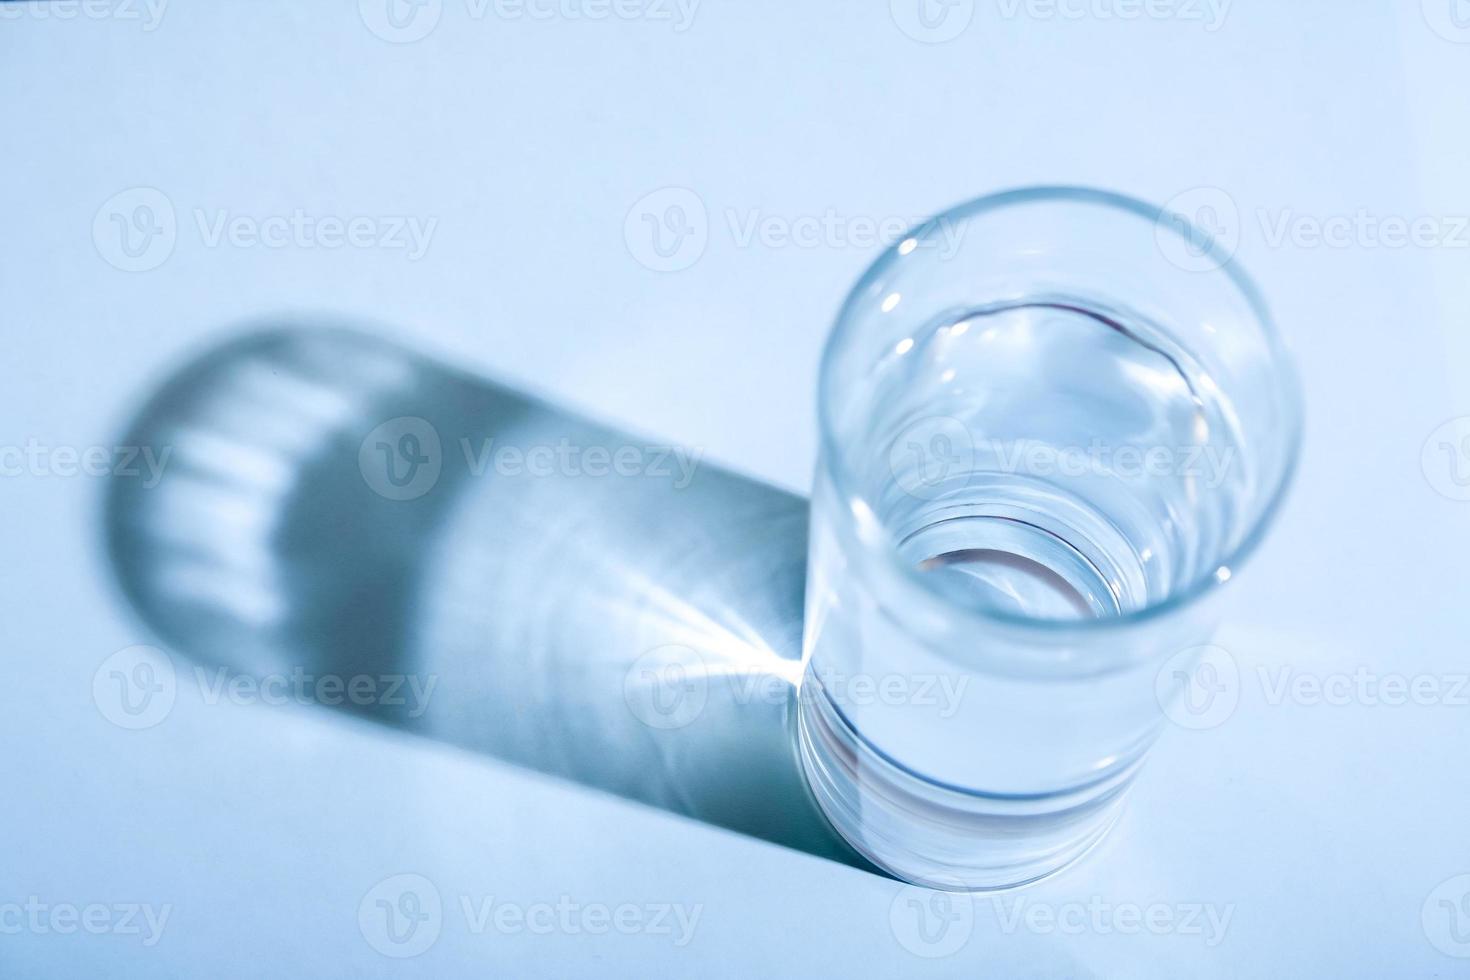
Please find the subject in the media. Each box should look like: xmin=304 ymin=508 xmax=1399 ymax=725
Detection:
xmin=3 ymin=3 xmax=1469 ymax=976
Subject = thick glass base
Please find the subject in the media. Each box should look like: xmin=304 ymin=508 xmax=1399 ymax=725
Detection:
xmin=797 ymin=677 xmax=1136 ymax=891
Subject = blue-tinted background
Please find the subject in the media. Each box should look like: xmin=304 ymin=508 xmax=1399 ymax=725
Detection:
xmin=3 ymin=1 xmax=1470 ymax=976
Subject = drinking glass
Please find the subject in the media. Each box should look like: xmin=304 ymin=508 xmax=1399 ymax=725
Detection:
xmin=797 ymin=187 xmax=1302 ymax=890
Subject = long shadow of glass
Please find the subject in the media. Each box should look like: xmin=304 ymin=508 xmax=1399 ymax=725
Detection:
xmin=103 ymin=321 xmax=873 ymax=870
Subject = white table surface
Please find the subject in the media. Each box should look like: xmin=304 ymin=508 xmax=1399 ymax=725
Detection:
xmin=4 ymin=2 xmax=1470 ymax=976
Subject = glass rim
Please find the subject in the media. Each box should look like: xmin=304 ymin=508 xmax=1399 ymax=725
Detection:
xmin=816 ymin=185 xmax=1304 ymax=635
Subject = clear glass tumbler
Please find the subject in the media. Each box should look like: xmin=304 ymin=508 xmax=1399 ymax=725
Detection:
xmin=797 ymin=187 xmax=1302 ymax=890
